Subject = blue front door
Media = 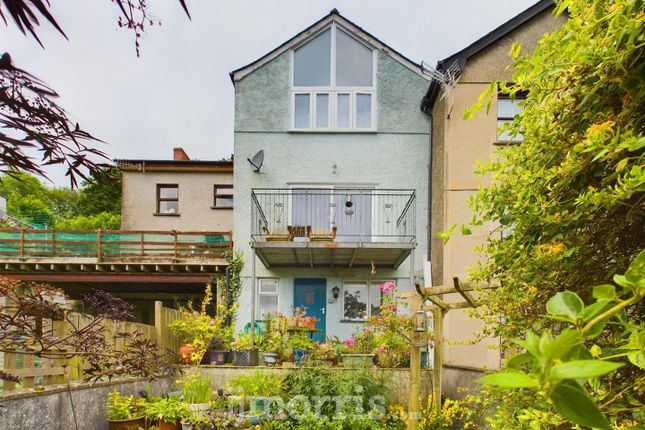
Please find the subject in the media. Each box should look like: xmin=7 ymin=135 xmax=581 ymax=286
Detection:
xmin=294 ymin=279 xmax=326 ymax=343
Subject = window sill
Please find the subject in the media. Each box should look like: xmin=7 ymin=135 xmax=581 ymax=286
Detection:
xmin=211 ymin=206 xmax=233 ymax=210
xmin=153 ymin=213 xmax=180 ymax=217
xmin=288 ymin=129 xmax=377 ymax=134
xmin=340 ymin=319 xmax=366 ymax=323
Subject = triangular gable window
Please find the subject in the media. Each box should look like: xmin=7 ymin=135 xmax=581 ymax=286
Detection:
xmin=292 ymin=24 xmax=375 ymax=131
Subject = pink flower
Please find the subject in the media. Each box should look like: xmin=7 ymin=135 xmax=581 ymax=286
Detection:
xmin=378 ymin=345 xmax=386 ymax=353
xmin=344 ymin=337 xmax=356 ymax=346
xmin=363 ymin=327 xmax=372 ymax=334
xmin=379 ymin=281 xmax=395 ymax=293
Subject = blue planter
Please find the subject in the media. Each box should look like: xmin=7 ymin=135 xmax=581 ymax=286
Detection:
xmin=292 ymin=349 xmax=309 ymax=366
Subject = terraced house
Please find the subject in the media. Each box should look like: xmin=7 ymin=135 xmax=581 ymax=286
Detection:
xmin=230 ymin=9 xmax=430 ymax=341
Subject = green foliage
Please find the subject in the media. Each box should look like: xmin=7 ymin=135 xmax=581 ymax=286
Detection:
xmin=288 ymin=332 xmax=315 ymax=351
xmin=282 ymin=362 xmax=393 ymax=418
xmin=168 ymin=283 xmax=234 ymax=363
xmin=465 ymin=0 xmax=644 ymax=338
xmin=227 ymin=370 xmax=283 ymax=398
xmin=214 ymin=251 xmax=244 ymax=331
xmin=0 ymin=170 xmax=121 ymax=229
xmin=106 ymin=391 xmax=144 ymax=420
xmin=54 ymin=212 xmax=121 ymax=230
xmin=178 ymin=371 xmax=213 ymax=404
xmin=144 ymin=396 xmax=190 ymax=424
xmin=76 ymin=169 xmax=122 ymax=216
xmin=460 ymin=1 xmax=644 ymax=426
xmin=479 ymin=252 xmax=645 ymax=429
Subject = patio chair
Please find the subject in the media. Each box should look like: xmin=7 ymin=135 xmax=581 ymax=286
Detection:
xmin=309 ymin=226 xmax=337 ymax=242
xmin=262 ymin=225 xmax=292 ymax=241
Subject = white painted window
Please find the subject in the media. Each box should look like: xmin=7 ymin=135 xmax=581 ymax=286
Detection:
xmin=257 ymin=279 xmax=279 ymax=320
xmin=342 ymin=280 xmax=390 ymax=321
xmin=292 ymin=24 xmax=376 ymax=131
xmin=497 ymin=96 xmax=525 ymax=142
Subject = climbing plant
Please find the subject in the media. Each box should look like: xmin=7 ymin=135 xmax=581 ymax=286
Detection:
xmin=456 ymin=0 xmax=644 ymax=427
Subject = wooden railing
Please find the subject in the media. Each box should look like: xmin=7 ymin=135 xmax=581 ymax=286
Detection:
xmin=0 ymin=229 xmax=232 ymax=261
xmin=0 ymin=301 xmax=182 ymax=392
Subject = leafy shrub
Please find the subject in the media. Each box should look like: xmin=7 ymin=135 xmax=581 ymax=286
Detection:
xmin=178 ymin=371 xmax=212 ymax=404
xmin=144 ymin=396 xmax=190 ymax=424
xmin=227 ymin=370 xmax=283 ymax=398
xmin=106 ymin=391 xmax=144 ymax=420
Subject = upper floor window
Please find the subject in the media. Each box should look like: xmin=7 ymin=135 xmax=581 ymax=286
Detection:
xmin=213 ymin=184 xmax=233 ymax=209
xmin=292 ymin=25 xmax=375 ymax=131
xmin=156 ymin=184 xmax=178 ymax=215
xmin=497 ymin=95 xmax=525 ymax=142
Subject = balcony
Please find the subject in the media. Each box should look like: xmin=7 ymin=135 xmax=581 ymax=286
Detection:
xmin=0 ymin=229 xmax=232 ymax=276
xmin=251 ymin=188 xmax=416 ymax=268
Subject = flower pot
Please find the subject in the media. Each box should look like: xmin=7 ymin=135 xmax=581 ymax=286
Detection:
xmin=181 ymin=423 xmax=192 ymax=430
xmin=187 ymin=402 xmax=210 ymax=419
xmin=233 ymin=349 xmax=259 ymax=366
xmin=107 ymin=417 xmax=146 ymax=430
xmin=292 ymin=349 xmax=309 ymax=366
xmin=157 ymin=419 xmax=181 ymax=430
xmin=239 ymin=411 xmax=261 ymax=425
xmin=201 ymin=350 xmax=230 ymax=365
xmin=260 ymin=352 xmax=278 ymax=367
xmin=178 ymin=344 xmax=197 ymax=364
xmin=342 ymin=353 xmax=375 ymax=368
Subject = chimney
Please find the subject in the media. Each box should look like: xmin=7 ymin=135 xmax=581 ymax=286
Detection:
xmin=173 ymin=147 xmax=190 ymax=161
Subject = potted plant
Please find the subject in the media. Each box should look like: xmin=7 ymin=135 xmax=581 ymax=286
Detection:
xmin=226 ymin=370 xmax=283 ymax=412
xmin=289 ymin=332 xmax=314 ymax=366
xmin=311 ymin=340 xmax=339 ymax=366
xmin=201 ymin=303 xmax=238 ymax=365
xmin=231 ymin=332 xmax=259 ymax=366
xmin=106 ymin=391 xmax=146 ymax=430
xmin=177 ymin=371 xmax=212 ymax=419
xmin=169 ymin=284 xmax=218 ymax=365
xmin=144 ymin=396 xmax=191 ymax=430
xmin=259 ymin=314 xmax=288 ymax=367
xmin=340 ymin=327 xmax=377 ymax=368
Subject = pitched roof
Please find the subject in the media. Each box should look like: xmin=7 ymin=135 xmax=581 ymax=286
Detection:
xmin=116 ymin=159 xmax=233 ymax=173
xmin=421 ymin=0 xmax=555 ymax=113
xmin=229 ymin=8 xmax=428 ymax=84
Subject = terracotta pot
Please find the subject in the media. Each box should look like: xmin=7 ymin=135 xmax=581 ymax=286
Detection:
xmin=107 ymin=416 xmax=145 ymax=430
xmin=178 ymin=344 xmax=197 ymax=364
xmin=157 ymin=419 xmax=181 ymax=430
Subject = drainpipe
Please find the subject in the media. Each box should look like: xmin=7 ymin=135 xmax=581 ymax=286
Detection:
xmin=250 ymin=250 xmax=256 ymax=349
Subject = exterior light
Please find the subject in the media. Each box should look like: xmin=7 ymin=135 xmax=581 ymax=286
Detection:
xmin=332 ymin=286 xmax=340 ymax=300
xmin=413 ymin=311 xmax=428 ymax=332
xmin=344 ymin=195 xmax=354 ymax=216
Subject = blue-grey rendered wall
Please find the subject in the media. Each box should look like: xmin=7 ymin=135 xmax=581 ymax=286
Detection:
xmin=232 ymin=48 xmax=430 ymax=340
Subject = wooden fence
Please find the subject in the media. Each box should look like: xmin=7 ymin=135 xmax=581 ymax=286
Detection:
xmin=0 ymin=301 xmax=182 ymax=392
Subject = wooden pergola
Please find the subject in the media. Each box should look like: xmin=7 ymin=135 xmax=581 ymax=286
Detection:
xmin=402 ymin=276 xmax=499 ymax=430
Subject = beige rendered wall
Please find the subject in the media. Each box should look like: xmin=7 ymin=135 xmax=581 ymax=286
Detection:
xmin=432 ymin=9 xmax=566 ymax=370
xmin=121 ymin=171 xmax=234 ymax=232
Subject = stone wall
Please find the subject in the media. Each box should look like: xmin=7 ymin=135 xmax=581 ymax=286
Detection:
xmin=0 ymin=378 xmax=172 ymax=430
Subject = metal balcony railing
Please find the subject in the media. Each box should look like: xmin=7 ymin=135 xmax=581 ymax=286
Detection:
xmin=251 ymin=188 xmax=415 ymax=244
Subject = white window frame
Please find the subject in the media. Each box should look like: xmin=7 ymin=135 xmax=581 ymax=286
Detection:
xmin=341 ymin=279 xmax=393 ymax=321
xmin=496 ymin=94 xmax=525 ymax=143
xmin=256 ymin=278 xmax=279 ymax=320
xmin=290 ymin=23 xmax=377 ymax=132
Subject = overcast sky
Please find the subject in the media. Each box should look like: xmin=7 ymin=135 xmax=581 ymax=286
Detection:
xmin=3 ymin=0 xmax=537 ymax=187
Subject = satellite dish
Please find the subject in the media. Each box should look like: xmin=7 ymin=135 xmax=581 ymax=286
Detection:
xmin=247 ymin=150 xmax=264 ymax=173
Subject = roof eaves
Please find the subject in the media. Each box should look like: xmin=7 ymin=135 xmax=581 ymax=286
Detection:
xmin=421 ymin=0 xmax=555 ymax=112
xmin=230 ymin=8 xmax=427 ymax=84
